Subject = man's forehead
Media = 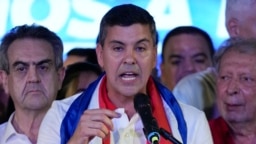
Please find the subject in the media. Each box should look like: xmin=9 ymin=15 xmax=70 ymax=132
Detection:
xmin=106 ymin=24 xmax=152 ymax=36
xmin=221 ymin=51 xmax=256 ymax=63
xmin=8 ymin=41 xmax=54 ymax=61
xmin=106 ymin=25 xmax=153 ymax=42
xmin=8 ymin=38 xmax=53 ymax=53
xmin=166 ymin=46 xmax=209 ymax=56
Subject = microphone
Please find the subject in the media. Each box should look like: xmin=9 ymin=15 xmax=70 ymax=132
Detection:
xmin=134 ymin=93 xmax=160 ymax=144
xmin=160 ymin=128 xmax=182 ymax=144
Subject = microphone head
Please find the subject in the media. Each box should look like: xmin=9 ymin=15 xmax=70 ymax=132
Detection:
xmin=133 ymin=93 xmax=151 ymax=112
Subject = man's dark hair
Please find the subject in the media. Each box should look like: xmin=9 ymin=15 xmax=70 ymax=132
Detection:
xmin=97 ymin=4 xmax=157 ymax=47
xmin=67 ymin=48 xmax=98 ymax=65
xmin=0 ymin=24 xmax=63 ymax=73
xmin=161 ymin=26 xmax=215 ymax=62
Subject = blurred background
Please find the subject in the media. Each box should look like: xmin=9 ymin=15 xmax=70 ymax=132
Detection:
xmin=0 ymin=0 xmax=228 ymax=70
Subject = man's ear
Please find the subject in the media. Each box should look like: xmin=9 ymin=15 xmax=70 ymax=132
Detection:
xmin=0 ymin=70 xmax=9 ymax=95
xmin=226 ymin=17 xmax=239 ymax=37
xmin=96 ymin=44 xmax=104 ymax=70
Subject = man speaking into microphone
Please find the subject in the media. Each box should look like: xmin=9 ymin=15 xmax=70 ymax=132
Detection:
xmin=37 ymin=4 xmax=213 ymax=144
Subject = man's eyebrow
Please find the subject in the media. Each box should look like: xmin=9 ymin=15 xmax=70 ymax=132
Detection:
xmin=192 ymin=53 xmax=208 ymax=59
xmin=36 ymin=59 xmax=53 ymax=65
xmin=13 ymin=61 xmax=28 ymax=67
xmin=168 ymin=54 xmax=183 ymax=59
xmin=109 ymin=40 xmax=124 ymax=45
xmin=136 ymin=38 xmax=150 ymax=44
xmin=109 ymin=38 xmax=150 ymax=45
xmin=12 ymin=59 xmax=53 ymax=67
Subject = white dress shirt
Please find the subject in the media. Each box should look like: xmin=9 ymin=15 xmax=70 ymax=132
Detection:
xmin=0 ymin=114 xmax=32 ymax=144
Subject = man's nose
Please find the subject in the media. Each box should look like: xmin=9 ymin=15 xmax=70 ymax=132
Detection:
xmin=124 ymin=48 xmax=136 ymax=65
xmin=226 ymin=79 xmax=239 ymax=96
xmin=27 ymin=67 xmax=41 ymax=83
xmin=183 ymin=60 xmax=196 ymax=74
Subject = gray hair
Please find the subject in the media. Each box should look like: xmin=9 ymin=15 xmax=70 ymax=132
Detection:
xmin=214 ymin=37 xmax=256 ymax=72
xmin=225 ymin=0 xmax=256 ymax=24
xmin=0 ymin=24 xmax=63 ymax=74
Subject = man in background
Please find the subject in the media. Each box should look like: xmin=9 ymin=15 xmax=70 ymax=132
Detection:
xmin=0 ymin=24 xmax=65 ymax=143
xmin=209 ymin=0 xmax=256 ymax=143
xmin=172 ymin=0 xmax=256 ymax=120
xmin=210 ymin=38 xmax=256 ymax=144
xmin=225 ymin=0 xmax=256 ymax=38
xmin=160 ymin=26 xmax=214 ymax=90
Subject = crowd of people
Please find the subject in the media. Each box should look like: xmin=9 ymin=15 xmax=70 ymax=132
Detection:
xmin=0 ymin=0 xmax=256 ymax=144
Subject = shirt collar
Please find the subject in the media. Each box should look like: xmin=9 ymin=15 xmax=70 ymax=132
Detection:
xmin=2 ymin=113 xmax=18 ymax=142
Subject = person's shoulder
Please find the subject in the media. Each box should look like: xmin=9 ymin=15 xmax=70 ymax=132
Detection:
xmin=0 ymin=122 xmax=8 ymax=142
xmin=53 ymin=92 xmax=82 ymax=110
xmin=179 ymin=67 xmax=215 ymax=85
xmin=163 ymin=99 xmax=211 ymax=139
xmin=172 ymin=68 xmax=216 ymax=104
xmin=179 ymin=102 xmax=213 ymax=143
xmin=164 ymin=98 xmax=206 ymax=119
xmin=178 ymin=102 xmax=205 ymax=116
xmin=43 ymin=92 xmax=83 ymax=121
xmin=0 ymin=121 xmax=7 ymax=133
xmin=0 ymin=113 xmax=14 ymax=134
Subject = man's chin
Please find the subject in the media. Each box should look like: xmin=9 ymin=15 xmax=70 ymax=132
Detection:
xmin=225 ymin=114 xmax=247 ymax=123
